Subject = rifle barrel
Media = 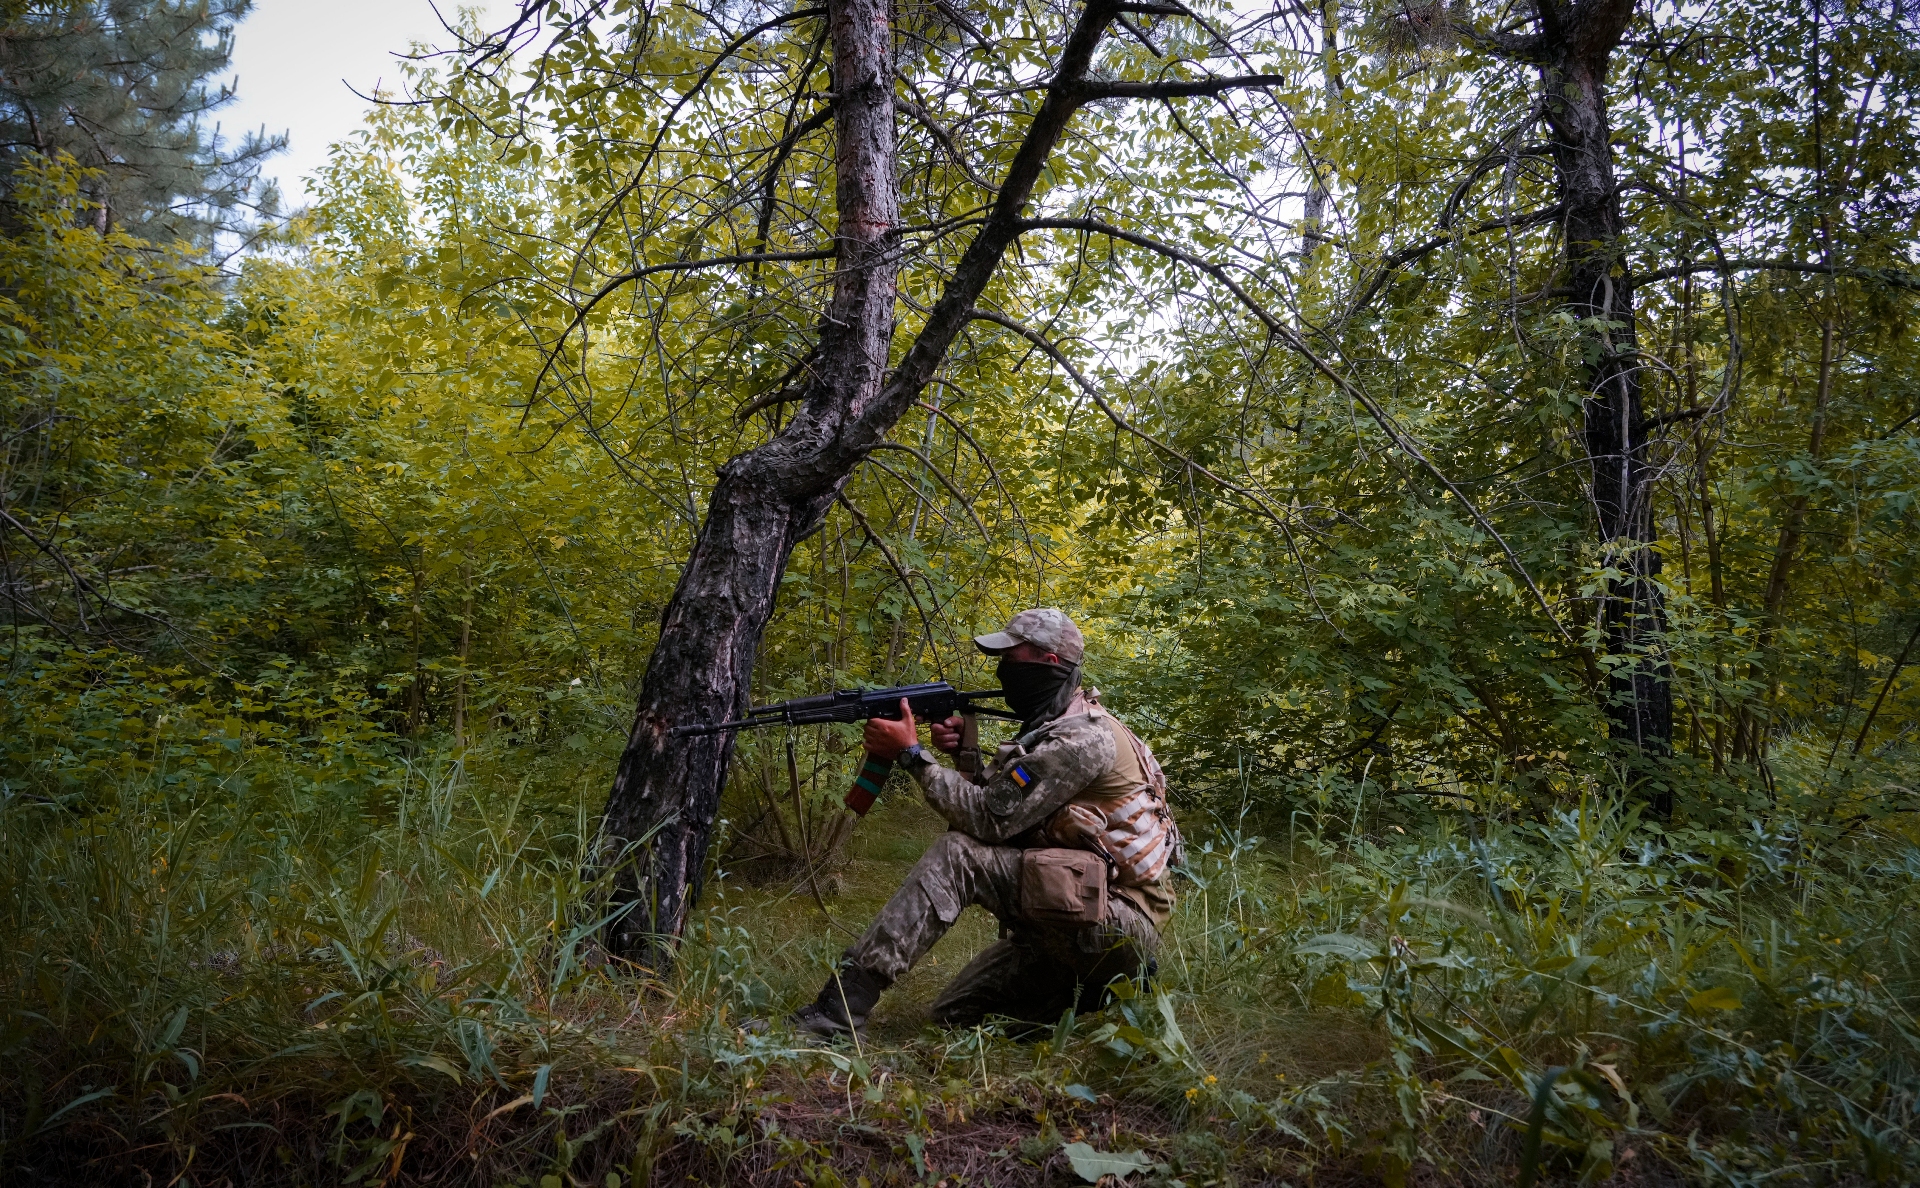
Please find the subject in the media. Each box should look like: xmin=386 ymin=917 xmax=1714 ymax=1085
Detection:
xmin=673 ymin=684 xmax=1015 ymax=737
xmin=668 ymin=716 xmax=773 ymax=738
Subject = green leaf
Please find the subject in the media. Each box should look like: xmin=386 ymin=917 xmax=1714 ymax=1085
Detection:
xmin=1296 ymin=933 xmax=1380 ymax=962
xmin=1687 ymin=986 xmax=1742 ymax=1013
xmin=1062 ymin=1142 xmax=1153 ymax=1182
xmin=1309 ymin=971 xmax=1362 ymax=1008
xmin=36 ymin=1087 xmax=117 ymax=1133
xmin=158 ymin=1004 xmax=189 ymax=1047
xmin=1154 ymin=990 xmax=1191 ymax=1058
xmin=397 ymin=1054 xmax=464 ymax=1083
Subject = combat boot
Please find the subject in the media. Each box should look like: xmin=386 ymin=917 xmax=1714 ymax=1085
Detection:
xmin=790 ymin=963 xmax=888 ymax=1039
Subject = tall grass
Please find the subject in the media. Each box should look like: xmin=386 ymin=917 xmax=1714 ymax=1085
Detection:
xmin=4 ymin=747 xmax=1918 ymax=1185
xmin=2 ymin=753 xmax=661 ymax=1182
xmin=1108 ymin=801 xmax=1920 ymax=1184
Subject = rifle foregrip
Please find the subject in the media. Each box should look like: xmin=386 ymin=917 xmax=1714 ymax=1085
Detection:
xmin=844 ymin=751 xmax=891 ymax=816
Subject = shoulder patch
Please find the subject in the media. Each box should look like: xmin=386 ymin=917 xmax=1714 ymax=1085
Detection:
xmin=987 ymin=764 xmax=1035 ymax=816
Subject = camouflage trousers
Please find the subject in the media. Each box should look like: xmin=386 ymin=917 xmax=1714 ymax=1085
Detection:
xmin=843 ymin=831 xmax=1160 ymax=1028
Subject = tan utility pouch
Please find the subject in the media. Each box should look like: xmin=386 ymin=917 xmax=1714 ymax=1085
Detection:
xmin=1019 ymin=847 xmax=1109 ymax=926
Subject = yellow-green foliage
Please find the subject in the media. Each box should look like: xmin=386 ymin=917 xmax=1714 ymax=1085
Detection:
xmin=3 ymin=0 xmax=1920 ymax=1182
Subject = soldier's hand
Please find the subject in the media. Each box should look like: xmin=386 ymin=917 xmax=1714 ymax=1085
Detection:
xmin=928 ymin=715 xmax=965 ymax=754
xmin=863 ymin=699 xmax=918 ymax=761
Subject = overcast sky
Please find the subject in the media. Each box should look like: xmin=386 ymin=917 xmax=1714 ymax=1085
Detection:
xmin=218 ymin=0 xmax=494 ymax=209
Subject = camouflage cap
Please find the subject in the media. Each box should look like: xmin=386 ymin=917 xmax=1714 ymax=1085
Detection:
xmin=973 ymin=608 xmax=1085 ymax=664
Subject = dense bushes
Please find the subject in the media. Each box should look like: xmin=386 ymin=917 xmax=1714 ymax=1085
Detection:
xmin=3 ymin=1 xmax=1919 ymax=1181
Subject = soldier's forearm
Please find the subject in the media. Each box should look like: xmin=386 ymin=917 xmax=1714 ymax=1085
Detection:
xmin=910 ymin=758 xmax=1083 ymax=843
xmin=907 ymin=711 xmax=1114 ymax=842
xmin=910 ymin=761 xmax=1002 ymax=838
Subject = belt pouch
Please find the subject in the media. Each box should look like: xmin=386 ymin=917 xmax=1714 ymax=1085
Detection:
xmin=1019 ymin=847 xmax=1108 ymax=926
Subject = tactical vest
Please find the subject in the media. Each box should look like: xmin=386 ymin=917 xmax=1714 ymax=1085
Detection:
xmin=1038 ymin=697 xmax=1182 ymax=887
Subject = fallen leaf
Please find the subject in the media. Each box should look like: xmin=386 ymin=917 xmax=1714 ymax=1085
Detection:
xmin=1062 ymin=1141 xmax=1151 ymax=1182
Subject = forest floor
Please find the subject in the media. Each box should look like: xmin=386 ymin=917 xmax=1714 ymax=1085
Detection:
xmin=654 ymin=798 xmax=1680 ymax=1187
xmin=651 ymin=812 xmax=1357 ymax=1186
xmin=5 ymin=771 xmax=1908 ymax=1187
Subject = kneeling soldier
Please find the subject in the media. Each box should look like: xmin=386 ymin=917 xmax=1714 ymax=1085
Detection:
xmin=792 ymin=609 xmax=1182 ymax=1037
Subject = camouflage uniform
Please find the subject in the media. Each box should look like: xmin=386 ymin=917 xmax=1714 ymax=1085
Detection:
xmin=840 ymin=691 xmax=1176 ymax=1027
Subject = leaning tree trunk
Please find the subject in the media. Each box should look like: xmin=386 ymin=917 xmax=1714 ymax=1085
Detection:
xmin=1534 ymin=0 xmax=1674 ymax=806
xmin=599 ymin=0 xmax=1131 ymax=966
xmin=597 ymin=0 xmax=900 ymax=963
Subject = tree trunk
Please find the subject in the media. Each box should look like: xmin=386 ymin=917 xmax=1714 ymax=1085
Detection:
xmin=1533 ymin=0 xmax=1674 ymax=801
xmin=597 ymin=0 xmax=900 ymax=963
xmin=1735 ymin=318 xmax=1833 ymax=763
xmin=1300 ymin=0 xmax=1342 ymax=252
xmin=405 ymin=561 xmax=426 ymax=736
xmin=453 ymin=560 xmax=472 ymax=751
xmin=598 ymin=0 xmax=1127 ymax=966
xmin=1735 ymin=13 xmax=1840 ymax=767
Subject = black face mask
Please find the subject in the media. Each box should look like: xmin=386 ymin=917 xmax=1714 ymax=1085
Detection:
xmin=997 ymin=658 xmax=1082 ymax=727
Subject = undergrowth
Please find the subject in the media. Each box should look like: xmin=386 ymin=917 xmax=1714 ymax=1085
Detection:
xmin=3 ymin=747 xmax=1918 ymax=1186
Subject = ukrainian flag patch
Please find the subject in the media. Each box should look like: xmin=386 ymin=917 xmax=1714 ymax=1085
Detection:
xmin=1009 ymin=764 xmax=1033 ymax=788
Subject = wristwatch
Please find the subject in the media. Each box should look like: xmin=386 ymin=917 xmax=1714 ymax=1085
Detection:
xmin=897 ymin=744 xmax=930 ymax=769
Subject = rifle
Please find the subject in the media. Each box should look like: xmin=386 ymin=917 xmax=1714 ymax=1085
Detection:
xmin=672 ymin=682 xmax=1016 ymax=815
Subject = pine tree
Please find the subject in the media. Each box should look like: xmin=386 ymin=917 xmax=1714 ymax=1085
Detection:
xmin=0 ymin=0 xmax=284 ymax=242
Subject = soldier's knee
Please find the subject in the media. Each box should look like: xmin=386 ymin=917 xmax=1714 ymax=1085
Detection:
xmin=928 ymin=997 xmax=982 ymax=1029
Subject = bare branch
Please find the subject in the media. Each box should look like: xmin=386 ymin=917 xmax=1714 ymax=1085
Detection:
xmin=964 ymin=306 xmax=1341 ymax=629
xmin=870 ymin=441 xmax=992 ymax=539
xmin=2 ymin=507 xmax=100 ymax=631
xmin=524 ymin=249 xmax=836 ymax=417
xmin=735 ymin=349 xmax=820 ymax=421
xmin=865 ymin=455 xmax=964 ymax=533
xmin=754 ymin=102 xmax=836 ymax=258
xmin=1633 ymin=258 xmax=1920 ymax=292
xmin=1851 ymin=618 xmax=1920 ymax=759
xmin=849 ymin=0 xmax=1127 ymax=446
xmin=559 ymin=7 xmax=830 ymax=292
xmin=1453 ymin=21 xmax=1549 ymax=63
xmin=1010 ymin=218 xmax=1576 ymax=644
xmin=1076 ymin=73 xmax=1289 ymax=100
xmin=916 ymin=391 xmax=1041 ymax=582
xmin=1016 ymin=215 xmax=1286 ymax=333
xmin=1346 ymin=204 xmax=1565 ymax=318
xmin=1113 ymin=14 xmax=1164 ymax=56
xmin=929 ymin=0 xmax=992 ymax=51
xmin=893 ymin=96 xmax=999 ymax=193
xmin=834 ymin=493 xmax=942 ymax=668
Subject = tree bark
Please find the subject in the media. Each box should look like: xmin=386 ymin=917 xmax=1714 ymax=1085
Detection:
xmin=405 ymin=561 xmax=426 ymax=736
xmin=598 ymin=0 xmax=1128 ymax=965
xmin=453 ymin=560 xmax=473 ymax=751
xmin=1735 ymin=318 xmax=1833 ymax=763
xmin=1531 ymin=0 xmax=1674 ymax=800
xmin=1300 ymin=0 xmax=1342 ymax=251
xmin=1735 ymin=13 xmax=1840 ymax=767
